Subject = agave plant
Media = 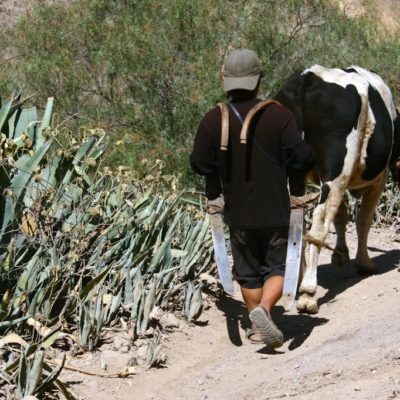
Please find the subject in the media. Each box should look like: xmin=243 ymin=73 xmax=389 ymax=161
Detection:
xmin=0 ymin=94 xmax=217 ymax=398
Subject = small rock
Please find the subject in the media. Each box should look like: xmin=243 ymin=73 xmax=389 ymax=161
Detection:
xmin=198 ymin=379 xmax=205 ymax=386
xmin=354 ymin=387 xmax=361 ymax=391
xmin=160 ymin=313 xmax=179 ymax=329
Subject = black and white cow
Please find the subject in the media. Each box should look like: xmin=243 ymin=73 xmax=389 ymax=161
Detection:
xmin=275 ymin=65 xmax=400 ymax=314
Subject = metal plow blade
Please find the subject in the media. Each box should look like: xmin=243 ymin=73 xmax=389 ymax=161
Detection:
xmin=282 ymin=208 xmax=304 ymax=311
xmin=209 ymin=213 xmax=234 ymax=295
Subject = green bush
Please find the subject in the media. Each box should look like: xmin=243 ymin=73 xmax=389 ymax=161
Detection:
xmin=1 ymin=0 xmax=399 ymax=183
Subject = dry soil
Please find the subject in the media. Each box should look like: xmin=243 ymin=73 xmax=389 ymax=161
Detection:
xmin=61 ymin=224 xmax=400 ymax=400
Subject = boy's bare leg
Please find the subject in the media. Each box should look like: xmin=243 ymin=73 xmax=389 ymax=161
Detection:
xmin=241 ymin=287 xmax=262 ymax=312
xmin=260 ymin=275 xmax=284 ymax=313
xmin=241 ymin=275 xmax=284 ymax=313
xmin=241 ymin=276 xmax=283 ymax=341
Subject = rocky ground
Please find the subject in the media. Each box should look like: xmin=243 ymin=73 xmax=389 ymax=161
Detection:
xmin=60 ymin=223 xmax=400 ymax=400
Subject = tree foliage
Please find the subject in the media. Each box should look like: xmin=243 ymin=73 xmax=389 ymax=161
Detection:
xmin=1 ymin=0 xmax=399 ymax=181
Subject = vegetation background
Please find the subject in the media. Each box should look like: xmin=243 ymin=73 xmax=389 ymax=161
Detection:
xmin=1 ymin=0 xmax=399 ymax=187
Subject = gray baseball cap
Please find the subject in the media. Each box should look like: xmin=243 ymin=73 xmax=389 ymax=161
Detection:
xmin=222 ymin=48 xmax=261 ymax=92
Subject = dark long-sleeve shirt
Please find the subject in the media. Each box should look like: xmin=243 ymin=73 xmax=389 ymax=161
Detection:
xmin=190 ymin=98 xmax=315 ymax=229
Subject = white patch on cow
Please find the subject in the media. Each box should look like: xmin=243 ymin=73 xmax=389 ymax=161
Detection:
xmin=350 ymin=66 xmax=397 ymax=120
xmin=304 ymin=65 xmax=369 ymax=97
xmin=305 ymin=64 xmax=396 ymax=121
xmin=359 ymin=104 xmax=376 ymax=166
xmin=342 ymin=127 xmax=361 ymax=178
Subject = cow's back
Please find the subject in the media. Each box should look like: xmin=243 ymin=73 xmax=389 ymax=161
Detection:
xmin=275 ymin=65 xmax=396 ymax=188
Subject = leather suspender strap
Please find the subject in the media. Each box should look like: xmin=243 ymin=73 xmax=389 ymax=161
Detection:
xmin=217 ymin=103 xmax=229 ymax=150
xmin=228 ymin=101 xmax=283 ymax=167
xmin=218 ymin=99 xmax=282 ymax=150
xmin=240 ymin=99 xmax=282 ymax=144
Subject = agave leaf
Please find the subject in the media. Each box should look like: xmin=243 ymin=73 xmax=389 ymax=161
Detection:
xmin=52 ymin=378 xmax=78 ymax=400
xmin=40 ymin=97 xmax=53 ymax=129
xmin=1 ymin=141 xmax=52 ymax=241
xmin=188 ymin=285 xmax=203 ymax=321
xmin=25 ymin=349 xmax=44 ymax=396
xmin=106 ymin=287 xmax=122 ymax=324
xmin=136 ymin=291 xmax=145 ymax=332
xmin=41 ymin=362 xmax=78 ymax=400
xmin=73 ymin=137 xmax=96 ymax=166
xmin=85 ymin=134 xmax=108 ymax=160
xmin=140 ymin=278 xmax=157 ymax=333
xmin=124 ymin=267 xmax=134 ymax=306
xmin=133 ymin=188 xmax=152 ymax=209
xmin=5 ymin=344 xmax=38 ymax=374
xmin=165 ymin=207 xmax=182 ymax=236
xmin=36 ymin=353 xmax=66 ymax=394
xmin=153 ymin=195 xmax=180 ymax=233
xmin=0 ymin=316 xmax=30 ymax=330
xmin=13 ymin=107 xmax=38 ymax=141
xmin=17 ymin=349 xmax=28 ymax=398
xmin=12 ymin=249 xmax=42 ymax=308
xmin=0 ymin=98 xmax=12 ymax=132
xmin=183 ymin=282 xmax=193 ymax=318
xmin=131 ymin=270 xmax=144 ymax=319
xmin=144 ymin=330 xmax=162 ymax=369
xmin=34 ymin=97 xmax=53 ymax=150
xmin=79 ymin=306 xmax=91 ymax=347
xmin=79 ymin=265 xmax=111 ymax=303
xmin=27 ymin=284 xmax=45 ymax=316
xmin=171 ymin=249 xmax=187 ymax=258
xmin=148 ymin=238 xmax=170 ymax=273
xmin=182 ymin=221 xmax=202 ymax=253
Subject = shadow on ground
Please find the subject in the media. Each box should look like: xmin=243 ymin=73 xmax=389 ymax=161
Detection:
xmin=214 ymin=247 xmax=400 ymax=351
xmin=316 ymin=247 xmax=400 ymax=308
xmin=215 ymin=295 xmax=249 ymax=347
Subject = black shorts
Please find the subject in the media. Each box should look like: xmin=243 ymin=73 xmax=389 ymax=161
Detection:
xmin=229 ymin=226 xmax=288 ymax=289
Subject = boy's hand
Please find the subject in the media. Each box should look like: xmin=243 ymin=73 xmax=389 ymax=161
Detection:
xmin=206 ymin=197 xmax=224 ymax=215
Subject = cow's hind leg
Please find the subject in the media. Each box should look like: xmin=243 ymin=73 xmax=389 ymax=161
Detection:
xmin=297 ymin=182 xmax=345 ymax=314
xmin=331 ymin=199 xmax=350 ymax=267
xmin=355 ymin=174 xmax=386 ymax=274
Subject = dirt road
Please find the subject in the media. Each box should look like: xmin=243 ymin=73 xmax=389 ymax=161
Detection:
xmin=62 ymin=224 xmax=400 ymax=400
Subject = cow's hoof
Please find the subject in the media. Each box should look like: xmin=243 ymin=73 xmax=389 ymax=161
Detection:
xmin=355 ymin=263 xmax=376 ymax=276
xmin=355 ymin=257 xmax=375 ymax=275
xmin=331 ymin=249 xmax=350 ymax=267
xmin=299 ymin=281 xmax=317 ymax=296
xmin=297 ymin=293 xmax=319 ymax=314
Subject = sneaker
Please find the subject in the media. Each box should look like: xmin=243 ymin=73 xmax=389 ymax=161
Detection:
xmin=249 ymin=306 xmax=284 ymax=348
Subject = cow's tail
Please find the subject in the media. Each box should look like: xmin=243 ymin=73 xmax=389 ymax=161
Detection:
xmin=357 ymin=87 xmax=373 ymax=167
